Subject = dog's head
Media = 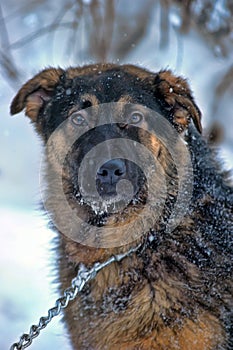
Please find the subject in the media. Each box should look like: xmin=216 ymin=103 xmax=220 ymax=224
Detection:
xmin=11 ymin=64 xmax=202 ymax=248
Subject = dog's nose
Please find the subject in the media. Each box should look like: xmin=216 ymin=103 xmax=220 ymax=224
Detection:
xmin=97 ymin=159 xmax=126 ymax=185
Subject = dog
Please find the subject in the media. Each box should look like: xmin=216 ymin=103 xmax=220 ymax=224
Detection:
xmin=11 ymin=64 xmax=232 ymax=349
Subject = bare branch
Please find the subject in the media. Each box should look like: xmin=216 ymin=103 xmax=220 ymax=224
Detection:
xmin=0 ymin=4 xmax=21 ymax=85
xmin=9 ymin=22 xmax=75 ymax=50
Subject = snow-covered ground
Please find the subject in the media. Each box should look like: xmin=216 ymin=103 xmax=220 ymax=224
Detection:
xmin=1 ymin=1 xmax=232 ymax=349
xmin=0 ymin=208 xmax=71 ymax=349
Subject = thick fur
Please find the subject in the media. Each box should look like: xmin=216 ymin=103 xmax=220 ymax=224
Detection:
xmin=11 ymin=64 xmax=232 ymax=349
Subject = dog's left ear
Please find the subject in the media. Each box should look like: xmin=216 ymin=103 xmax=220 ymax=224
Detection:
xmin=152 ymin=70 xmax=202 ymax=133
xmin=10 ymin=67 xmax=64 ymax=122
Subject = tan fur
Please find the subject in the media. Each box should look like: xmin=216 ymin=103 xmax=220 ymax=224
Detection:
xmin=80 ymin=93 xmax=100 ymax=106
xmin=66 ymin=64 xmax=154 ymax=81
xmin=10 ymin=68 xmax=63 ymax=119
xmin=154 ymin=70 xmax=202 ymax=133
xmin=58 ymin=242 xmax=225 ymax=350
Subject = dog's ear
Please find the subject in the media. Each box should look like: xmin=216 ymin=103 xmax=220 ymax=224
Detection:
xmin=153 ymin=70 xmax=202 ymax=133
xmin=10 ymin=68 xmax=64 ymax=122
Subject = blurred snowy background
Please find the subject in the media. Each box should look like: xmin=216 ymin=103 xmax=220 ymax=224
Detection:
xmin=0 ymin=0 xmax=232 ymax=349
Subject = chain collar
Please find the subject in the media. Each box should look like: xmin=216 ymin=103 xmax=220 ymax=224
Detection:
xmin=10 ymin=243 xmax=141 ymax=350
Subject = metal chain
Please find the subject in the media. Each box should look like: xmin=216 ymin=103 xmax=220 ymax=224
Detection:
xmin=10 ymin=244 xmax=140 ymax=350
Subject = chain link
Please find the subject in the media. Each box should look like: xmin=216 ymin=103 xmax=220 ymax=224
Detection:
xmin=10 ymin=244 xmax=140 ymax=350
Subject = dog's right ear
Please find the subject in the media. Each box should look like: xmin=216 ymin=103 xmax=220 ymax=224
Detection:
xmin=10 ymin=68 xmax=64 ymax=122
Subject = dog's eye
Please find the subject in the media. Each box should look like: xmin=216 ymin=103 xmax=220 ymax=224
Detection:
xmin=128 ymin=111 xmax=144 ymax=125
xmin=71 ymin=111 xmax=87 ymax=126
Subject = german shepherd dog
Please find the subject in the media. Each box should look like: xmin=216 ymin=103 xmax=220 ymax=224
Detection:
xmin=11 ymin=64 xmax=232 ymax=349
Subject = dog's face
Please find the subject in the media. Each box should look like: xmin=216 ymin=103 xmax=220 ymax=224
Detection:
xmin=11 ymin=64 xmax=202 ymax=247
